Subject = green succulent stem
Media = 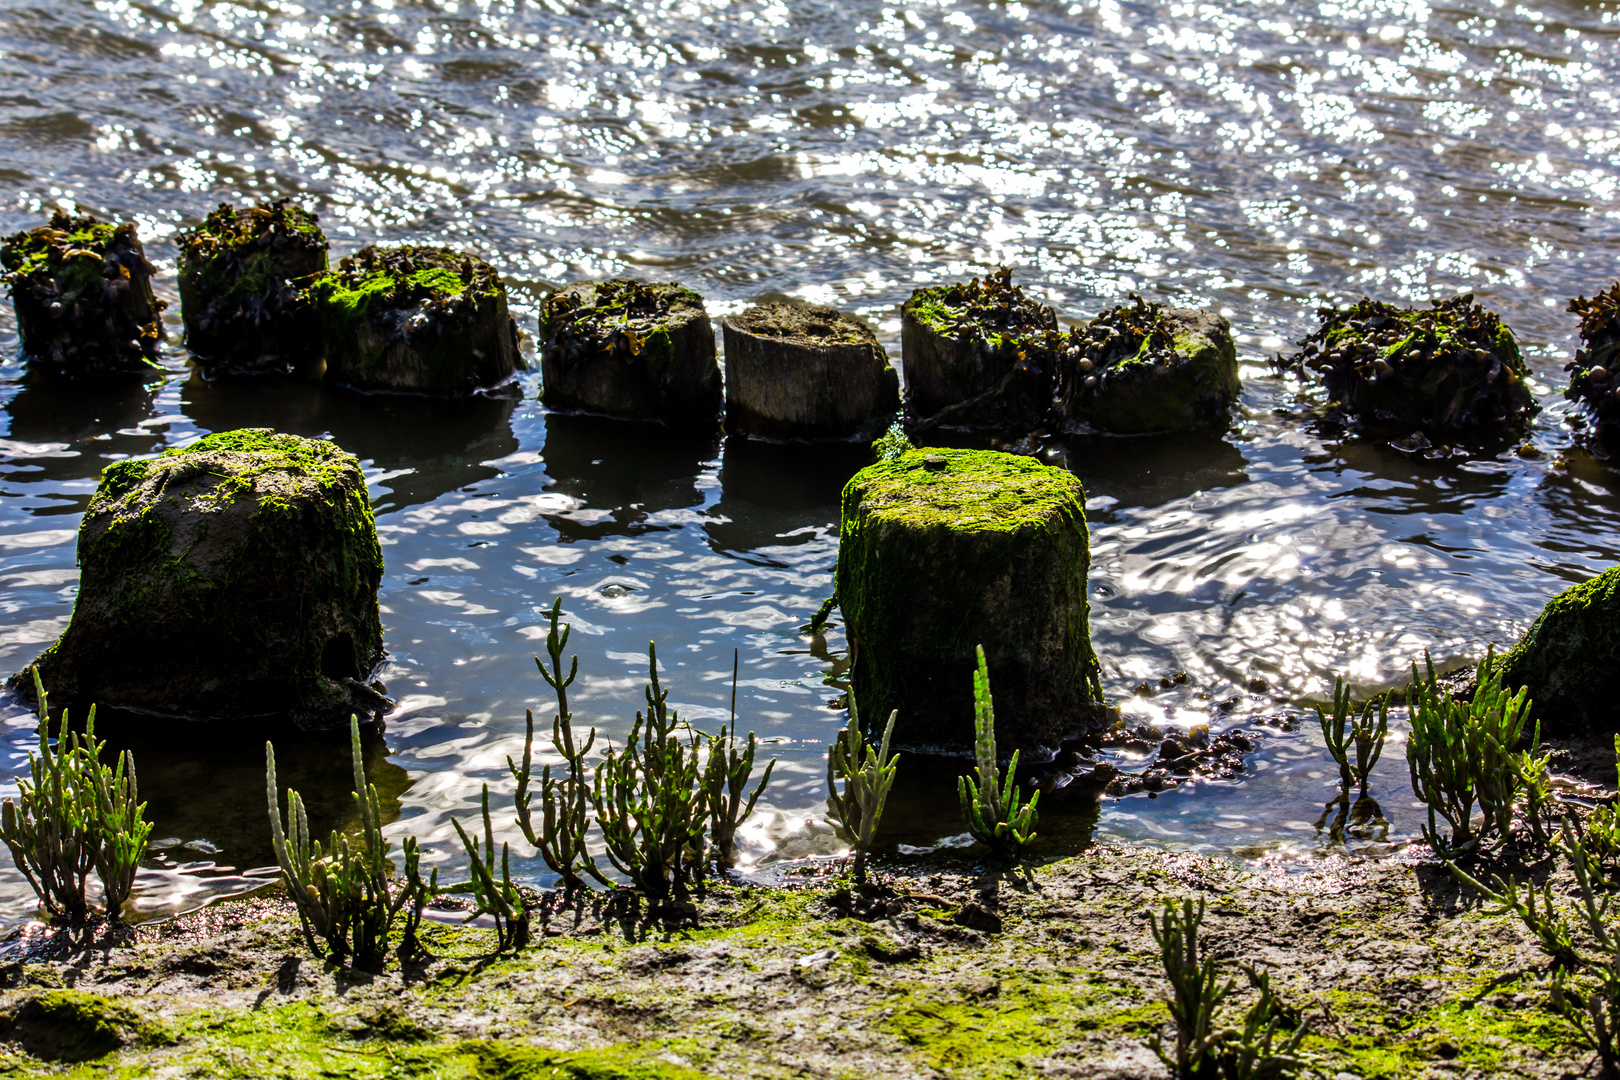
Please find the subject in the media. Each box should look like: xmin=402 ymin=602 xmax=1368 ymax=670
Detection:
xmin=956 ymin=645 xmax=1039 ymax=862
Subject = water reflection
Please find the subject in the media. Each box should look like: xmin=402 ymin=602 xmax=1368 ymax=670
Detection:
xmin=179 ymin=375 xmax=521 ymax=514
xmin=1 ymin=373 xmax=165 ymax=491
xmin=706 ymin=435 xmax=868 ymax=557
xmin=537 ymin=413 xmax=717 ymax=543
xmin=1053 ymin=432 xmax=1250 ymax=512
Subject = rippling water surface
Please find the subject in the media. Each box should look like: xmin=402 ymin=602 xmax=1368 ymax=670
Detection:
xmin=0 ymin=0 xmax=1617 ymax=922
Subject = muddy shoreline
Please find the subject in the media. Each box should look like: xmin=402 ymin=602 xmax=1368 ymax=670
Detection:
xmin=0 ymin=842 xmax=1592 ymax=1079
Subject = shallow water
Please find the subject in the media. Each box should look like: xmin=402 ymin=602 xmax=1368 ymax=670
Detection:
xmin=0 ymin=0 xmax=1617 ymax=922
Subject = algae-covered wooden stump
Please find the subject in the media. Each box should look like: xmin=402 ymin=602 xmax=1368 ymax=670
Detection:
xmin=11 ymin=429 xmax=388 ymax=730
xmin=1289 ymin=293 xmax=1535 ymax=440
xmin=1057 ymin=297 xmax=1240 ymax=433
xmin=540 ymin=279 xmax=721 ymax=426
xmin=0 ymin=210 xmax=165 ymax=376
xmin=836 ymin=447 xmax=1103 ymax=754
xmin=722 ymin=302 xmax=899 ymax=440
xmin=1497 ymin=565 xmax=1620 ymax=734
xmin=177 ymin=200 xmax=328 ymax=375
xmin=1564 ymin=283 xmax=1620 ymax=452
xmin=900 ymin=267 xmax=1059 ymax=432
xmin=307 ymin=246 xmax=522 ymax=396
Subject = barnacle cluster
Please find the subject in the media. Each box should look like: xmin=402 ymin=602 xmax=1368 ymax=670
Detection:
xmin=0 ymin=210 xmax=165 ymax=375
xmin=906 ymin=265 xmax=1058 ymax=353
xmin=540 ymin=278 xmax=701 ymax=364
xmin=1288 ymin=293 xmax=1534 ymax=439
xmin=1065 ymin=294 xmax=1186 ymax=386
xmin=176 ymin=199 xmax=327 ymax=371
xmin=1055 ymin=296 xmax=1240 ymax=433
xmin=1564 ymin=282 xmax=1620 ymax=448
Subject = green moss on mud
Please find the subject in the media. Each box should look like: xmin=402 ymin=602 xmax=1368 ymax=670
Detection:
xmin=4 ymin=988 xmax=166 ymax=1063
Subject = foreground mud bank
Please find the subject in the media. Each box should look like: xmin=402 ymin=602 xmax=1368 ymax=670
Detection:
xmin=0 ymin=845 xmax=1585 ymax=1079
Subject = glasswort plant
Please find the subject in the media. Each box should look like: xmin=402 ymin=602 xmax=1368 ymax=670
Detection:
xmin=0 ymin=669 xmax=153 ymax=924
xmin=825 ymin=687 xmax=899 ymax=884
xmin=450 ymin=783 xmax=529 ymax=951
xmin=1314 ymin=674 xmax=1388 ymax=796
xmin=266 ymin=715 xmax=437 ymax=970
xmin=957 ymin=646 xmax=1039 ymax=861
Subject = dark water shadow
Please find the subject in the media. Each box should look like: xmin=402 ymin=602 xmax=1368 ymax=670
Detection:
xmin=705 ymin=434 xmax=870 ymax=558
xmin=1 ymin=373 xmax=165 ymax=490
xmin=179 ymin=374 xmax=519 ymax=514
xmin=538 ymin=412 xmax=717 ymax=542
xmin=88 ymin=707 xmax=411 ymax=873
xmin=1049 ymin=431 xmax=1251 ymax=511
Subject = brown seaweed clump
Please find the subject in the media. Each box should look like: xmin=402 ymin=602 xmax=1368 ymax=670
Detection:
xmin=0 ymin=210 xmax=165 ymax=377
xmin=1564 ymin=283 xmax=1620 ymax=452
xmin=1287 ymin=293 xmax=1535 ymax=443
xmin=176 ymin=199 xmax=328 ymax=374
xmin=900 ymin=267 xmax=1061 ymax=432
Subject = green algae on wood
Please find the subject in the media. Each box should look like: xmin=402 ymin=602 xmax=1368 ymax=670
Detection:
xmin=835 ymin=447 xmax=1103 ymax=754
xmin=1288 ymin=293 xmax=1535 ymax=440
xmin=721 ymin=301 xmax=899 ymax=440
xmin=0 ymin=209 xmax=165 ymax=377
xmin=1563 ymin=282 xmax=1620 ymax=453
xmin=177 ymin=200 xmax=328 ymax=375
xmin=10 ymin=428 xmax=387 ymax=731
xmin=900 ymin=267 xmax=1059 ymax=432
xmin=1496 ymin=564 xmax=1620 ymax=734
xmin=1056 ymin=296 xmax=1240 ymax=434
xmin=308 ymin=245 xmax=523 ymax=397
xmin=540 ymin=279 xmax=721 ymax=427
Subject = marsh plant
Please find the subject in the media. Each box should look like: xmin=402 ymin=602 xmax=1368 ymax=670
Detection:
xmin=1314 ymin=674 xmax=1387 ymax=796
xmin=266 ymin=715 xmax=437 ymax=971
xmin=1149 ymin=897 xmax=1309 ymax=1079
xmin=826 ymin=687 xmax=900 ymax=884
xmin=957 ymin=645 xmax=1039 ymax=862
xmin=507 ymin=599 xmax=775 ymax=901
xmin=1451 ymin=818 xmax=1620 ymax=1077
xmin=449 ymin=784 xmax=528 ymax=951
xmin=0 ymin=669 xmax=153 ymax=924
xmin=1405 ymin=648 xmax=1533 ymax=858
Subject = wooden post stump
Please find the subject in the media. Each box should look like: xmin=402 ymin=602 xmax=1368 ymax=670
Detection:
xmin=307 ymin=245 xmax=523 ymax=396
xmin=836 ymin=447 xmax=1104 ymax=755
xmin=722 ymin=302 xmax=898 ymax=440
xmin=0 ymin=210 xmax=165 ymax=377
xmin=540 ymin=279 xmax=721 ymax=427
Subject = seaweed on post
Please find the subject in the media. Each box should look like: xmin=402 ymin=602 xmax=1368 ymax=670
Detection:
xmin=511 ymin=598 xmax=610 ymax=890
xmin=594 ymin=643 xmax=708 ymax=900
xmin=825 ymin=688 xmax=900 ymax=885
xmin=1564 ymin=283 xmax=1620 ymax=451
xmin=266 ymin=715 xmax=437 ymax=970
xmin=449 ymin=784 xmax=529 ymax=952
xmin=957 ymin=645 xmax=1039 ymax=862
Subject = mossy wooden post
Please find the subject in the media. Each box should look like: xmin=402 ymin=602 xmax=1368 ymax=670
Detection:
xmin=177 ymin=200 xmax=328 ymax=374
xmin=899 ymin=268 xmax=1058 ymax=431
xmin=721 ymin=302 xmax=899 ymax=440
xmin=836 ymin=448 xmax=1103 ymax=754
xmin=539 ymin=279 xmax=721 ymax=427
xmin=1289 ymin=293 xmax=1535 ymax=440
xmin=1057 ymin=299 xmax=1241 ymax=433
xmin=0 ymin=210 xmax=165 ymax=376
xmin=9 ymin=429 xmax=388 ymax=730
xmin=307 ymin=246 xmax=523 ymax=396
xmin=1564 ymin=282 xmax=1620 ymax=451
xmin=1497 ymin=566 xmax=1620 ymax=734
